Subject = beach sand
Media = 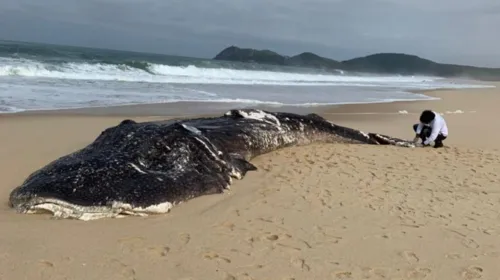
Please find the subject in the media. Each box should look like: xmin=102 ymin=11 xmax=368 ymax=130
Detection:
xmin=1 ymin=84 xmax=499 ymax=280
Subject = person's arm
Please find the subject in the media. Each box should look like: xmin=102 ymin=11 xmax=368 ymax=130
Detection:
xmin=415 ymin=123 xmax=423 ymax=135
xmin=423 ymin=118 xmax=443 ymax=145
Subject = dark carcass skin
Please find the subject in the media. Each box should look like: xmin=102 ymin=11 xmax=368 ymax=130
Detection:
xmin=9 ymin=109 xmax=415 ymax=220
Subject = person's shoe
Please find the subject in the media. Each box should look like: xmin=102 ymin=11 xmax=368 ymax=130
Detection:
xmin=434 ymin=142 xmax=444 ymax=148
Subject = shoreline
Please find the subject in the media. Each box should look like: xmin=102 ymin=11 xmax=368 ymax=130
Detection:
xmin=0 ymin=98 xmax=436 ymax=118
xmin=1 ymin=84 xmax=492 ymax=119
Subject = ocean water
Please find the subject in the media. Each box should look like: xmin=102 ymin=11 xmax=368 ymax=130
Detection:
xmin=0 ymin=40 xmax=493 ymax=113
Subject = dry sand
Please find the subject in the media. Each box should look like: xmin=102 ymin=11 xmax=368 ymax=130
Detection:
xmin=1 ymin=84 xmax=499 ymax=280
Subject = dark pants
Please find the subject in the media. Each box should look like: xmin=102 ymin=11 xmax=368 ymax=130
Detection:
xmin=413 ymin=124 xmax=447 ymax=147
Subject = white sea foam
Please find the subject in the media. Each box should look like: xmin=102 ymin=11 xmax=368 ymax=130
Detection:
xmin=0 ymin=57 xmax=493 ymax=88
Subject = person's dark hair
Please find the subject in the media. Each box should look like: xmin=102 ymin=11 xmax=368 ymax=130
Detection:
xmin=419 ymin=110 xmax=435 ymax=124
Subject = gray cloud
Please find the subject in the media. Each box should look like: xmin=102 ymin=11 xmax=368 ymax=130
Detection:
xmin=1 ymin=0 xmax=499 ymax=67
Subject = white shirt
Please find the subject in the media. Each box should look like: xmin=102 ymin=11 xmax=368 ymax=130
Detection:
xmin=416 ymin=111 xmax=448 ymax=145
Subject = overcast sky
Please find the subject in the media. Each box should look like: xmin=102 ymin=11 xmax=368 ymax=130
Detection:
xmin=1 ymin=0 xmax=499 ymax=67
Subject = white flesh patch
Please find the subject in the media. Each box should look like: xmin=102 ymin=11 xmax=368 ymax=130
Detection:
xmin=22 ymin=198 xmax=174 ymax=221
xmin=372 ymin=134 xmax=416 ymax=148
xmin=359 ymin=130 xmax=370 ymax=139
xmin=227 ymin=110 xmax=281 ymax=127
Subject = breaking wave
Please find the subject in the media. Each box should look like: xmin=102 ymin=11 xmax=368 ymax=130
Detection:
xmin=0 ymin=57 xmax=443 ymax=86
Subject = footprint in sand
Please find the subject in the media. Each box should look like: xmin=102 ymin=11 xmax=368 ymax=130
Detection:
xmin=361 ymin=267 xmax=388 ymax=279
xmin=291 ymin=258 xmax=310 ymax=271
xmin=447 ymin=230 xmax=480 ymax=249
xmin=203 ymin=252 xmax=231 ymax=263
xmin=108 ymin=259 xmax=137 ymax=280
xmin=333 ymin=271 xmax=352 ymax=279
xmin=146 ymin=246 xmax=170 ymax=257
xmin=266 ymin=234 xmax=279 ymax=241
xmin=118 ymin=236 xmax=170 ymax=258
xmin=445 ymin=253 xmax=463 ymax=260
xmin=219 ymin=221 xmax=236 ymax=231
xmin=179 ymin=233 xmax=191 ymax=245
xmin=117 ymin=236 xmax=146 ymax=253
xmin=406 ymin=268 xmax=432 ymax=279
xmin=401 ymin=251 xmax=420 ymax=264
xmin=223 ymin=273 xmax=237 ymax=280
xmin=461 ymin=266 xmax=483 ymax=279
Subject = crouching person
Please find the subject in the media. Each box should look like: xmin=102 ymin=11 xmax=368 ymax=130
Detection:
xmin=413 ymin=110 xmax=448 ymax=148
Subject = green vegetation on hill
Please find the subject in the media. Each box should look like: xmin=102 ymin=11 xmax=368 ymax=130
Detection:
xmin=213 ymin=46 xmax=500 ymax=81
xmin=287 ymin=52 xmax=342 ymax=69
xmin=213 ymin=46 xmax=341 ymax=70
xmin=213 ymin=46 xmax=286 ymax=65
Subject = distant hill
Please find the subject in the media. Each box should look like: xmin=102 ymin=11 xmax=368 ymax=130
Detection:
xmin=287 ymin=52 xmax=342 ymax=69
xmin=213 ymin=46 xmax=286 ymax=65
xmin=213 ymin=46 xmax=500 ymax=81
xmin=213 ymin=46 xmax=341 ymax=70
